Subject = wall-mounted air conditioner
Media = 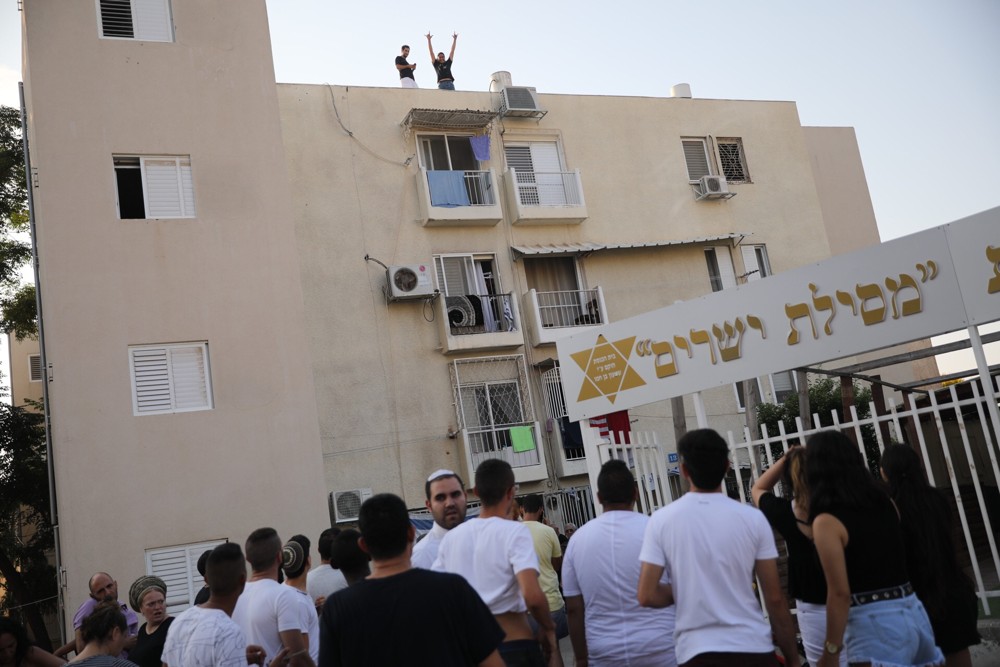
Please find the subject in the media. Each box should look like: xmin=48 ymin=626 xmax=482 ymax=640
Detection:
xmin=330 ymin=488 xmax=373 ymax=523
xmin=387 ymin=264 xmax=434 ymax=300
xmin=696 ymin=174 xmax=734 ymax=200
xmin=499 ymin=87 xmax=547 ymax=119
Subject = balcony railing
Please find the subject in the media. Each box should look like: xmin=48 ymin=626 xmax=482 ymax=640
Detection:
xmin=503 ymin=169 xmax=587 ymax=225
xmin=510 ymin=169 xmax=584 ymax=207
xmin=426 ymin=169 xmax=496 ymax=207
xmin=444 ymin=293 xmax=517 ymax=335
xmin=537 ymin=288 xmax=604 ymax=328
xmin=418 ymin=168 xmax=503 ymax=226
xmin=466 ymin=423 xmax=541 ymax=470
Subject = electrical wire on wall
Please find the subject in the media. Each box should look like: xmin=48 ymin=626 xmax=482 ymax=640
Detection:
xmin=326 ymin=83 xmax=414 ymax=167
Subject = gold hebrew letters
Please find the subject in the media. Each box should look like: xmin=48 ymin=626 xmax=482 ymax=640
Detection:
xmin=634 ymin=314 xmax=766 ymax=379
xmin=856 ymin=282 xmax=887 ymax=325
xmin=988 ymin=246 xmax=1000 ymax=294
xmin=810 ymin=283 xmax=836 ymax=335
xmin=689 ymin=328 xmax=717 ymax=365
xmin=784 ymin=302 xmax=818 ymax=345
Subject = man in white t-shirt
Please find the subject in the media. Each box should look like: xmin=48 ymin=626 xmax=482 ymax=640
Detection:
xmin=638 ymin=429 xmax=800 ymax=667
xmin=434 ymin=458 xmax=557 ymax=666
xmin=233 ymin=528 xmax=316 ymax=667
xmin=305 ymin=529 xmax=348 ymax=609
xmin=281 ymin=535 xmax=320 ymax=663
xmin=411 ymin=468 xmax=468 ymax=569
xmin=163 ymin=543 xmax=268 ymax=667
xmin=563 ymin=459 xmax=676 ymax=667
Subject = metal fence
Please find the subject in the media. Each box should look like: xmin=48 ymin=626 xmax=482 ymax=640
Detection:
xmin=511 ymin=169 xmax=584 ymax=207
xmin=536 ymin=288 xmax=603 ymax=328
xmin=581 ymin=376 xmax=1000 ymax=613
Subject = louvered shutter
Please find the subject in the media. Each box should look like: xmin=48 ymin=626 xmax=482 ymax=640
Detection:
xmin=682 ymin=139 xmax=710 ymax=181
xmin=142 ymin=157 xmax=194 ymax=218
xmin=146 ymin=540 xmax=225 ymax=615
xmin=741 ymin=246 xmax=762 ymax=282
xmin=716 ymin=246 xmax=737 ymax=289
xmin=504 ymin=146 xmax=537 ymax=205
xmin=29 ymin=355 xmax=43 ymax=382
xmin=99 ymin=0 xmax=135 ymax=38
xmin=132 ymin=0 xmax=173 ymax=42
xmin=531 ymin=143 xmax=566 ymax=206
xmin=130 ymin=343 xmax=211 ymax=415
xmin=435 ymin=256 xmax=475 ymax=296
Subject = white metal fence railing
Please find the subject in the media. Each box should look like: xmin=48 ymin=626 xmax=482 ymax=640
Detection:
xmin=536 ymin=288 xmax=603 ymax=328
xmin=462 ymin=170 xmax=496 ymax=206
xmin=465 ymin=424 xmax=542 ymax=469
xmin=581 ymin=375 xmax=1000 ymax=614
xmin=511 ymin=169 xmax=584 ymax=207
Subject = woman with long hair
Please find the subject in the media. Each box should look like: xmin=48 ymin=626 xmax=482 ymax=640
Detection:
xmin=807 ymin=430 xmax=943 ymax=667
xmin=0 ymin=618 xmax=65 ymax=667
xmin=752 ymin=447 xmax=845 ymax=667
xmin=68 ymin=603 xmax=135 ymax=667
xmin=880 ymin=444 xmax=980 ymax=667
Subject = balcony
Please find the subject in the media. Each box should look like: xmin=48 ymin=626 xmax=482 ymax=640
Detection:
xmin=436 ymin=292 xmax=525 ymax=354
xmin=523 ymin=287 xmax=608 ymax=347
xmin=503 ymin=168 xmax=588 ymax=225
xmin=461 ymin=422 xmax=548 ymax=483
xmin=553 ymin=438 xmax=589 ymax=478
xmin=416 ymin=168 xmax=503 ymax=227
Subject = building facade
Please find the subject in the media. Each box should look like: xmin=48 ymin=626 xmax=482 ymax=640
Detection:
xmin=21 ymin=0 xmax=933 ymax=635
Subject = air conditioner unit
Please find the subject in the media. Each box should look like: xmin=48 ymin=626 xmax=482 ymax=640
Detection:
xmin=499 ymin=87 xmax=547 ymax=119
xmin=386 ymin=264 xmax=434 ymax=300
xmin=331 ymin=488 xmax=373 ymax=523
xmin=698 ymin=174 xmax=730 ymax=197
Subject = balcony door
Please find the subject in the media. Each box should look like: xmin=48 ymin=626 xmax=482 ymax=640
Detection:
xmin=435 ymin=254 xmax=508 ymax=332
xmin=504 ymin=142 xmax=566 ymax=205
xmin=420 ymin=134 xmax=478 ymax=171
xmin=524 ymin=257 xmax=595 ymax=327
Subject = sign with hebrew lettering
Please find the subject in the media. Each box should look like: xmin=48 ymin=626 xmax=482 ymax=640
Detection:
xmin=557 ymin=206 xmax=1000 ymax=421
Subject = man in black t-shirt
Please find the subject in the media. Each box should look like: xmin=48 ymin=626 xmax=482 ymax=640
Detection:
xmin=395 ymin=45 xmax=417 ymax=88
xmin=426 ymin=32 xmax=458 ymax=90
xmin=318 ymin=493 xmax=504 ymax=667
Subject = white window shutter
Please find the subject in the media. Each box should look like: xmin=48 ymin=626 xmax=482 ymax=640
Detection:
xmin=741 ymin=246 xmax=762 ymax=282
xmin=142 ymin=158 xmax=184 ymax=218
xmin=132 ymin=0 xmax=174 ymax=42
xmin=682 ymin=139 xmax=710 ymax=181
xmin=716 ymin=246 xmax=737 ymax=289
xmin=130 ymin=343 xmax=211 ymax=415
xmin=146 ymin=540 xmax=225 ymax=615
xmin=435 ymin=255 xmax=474 ymax=296
xmin=530 ymin=143 xmax=566 ymax=205
xmin=504 ymin=146 xmax=532 ymax=174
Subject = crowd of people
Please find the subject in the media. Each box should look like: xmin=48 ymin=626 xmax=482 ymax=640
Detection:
xmin=0 ymin=428 xmax=983 ymax=667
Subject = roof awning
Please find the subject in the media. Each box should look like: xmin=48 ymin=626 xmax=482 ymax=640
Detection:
xmin=400 ymin=108 xmax=498 ymax=134
xmin=511 ymin=233 xmax=746 ymax=259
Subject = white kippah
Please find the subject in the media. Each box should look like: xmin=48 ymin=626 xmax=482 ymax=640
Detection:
xmin=427 ymin=468 xmax=456 ymax=482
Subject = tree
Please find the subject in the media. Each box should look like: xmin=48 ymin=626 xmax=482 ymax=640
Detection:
xmin=756 ymin=376 xmax=881 ymax=473
xmin=0 ymin=403 xmax=56 ymax=649
xmin=0 ymin=106 xmax=52 ymax=647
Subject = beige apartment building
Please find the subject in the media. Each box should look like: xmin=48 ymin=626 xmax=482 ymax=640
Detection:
xmin=20 ymin=0 xmax=934 ymax=636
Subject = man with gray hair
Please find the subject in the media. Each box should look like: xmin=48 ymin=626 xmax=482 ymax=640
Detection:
xmin=411 ymin=468 xmax=468 ymax=569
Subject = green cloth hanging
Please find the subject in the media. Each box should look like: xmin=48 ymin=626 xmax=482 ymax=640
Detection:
xmin=510 ymin=426 xmax=536 ymax=453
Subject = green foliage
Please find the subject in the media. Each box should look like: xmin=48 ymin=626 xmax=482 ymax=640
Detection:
xmin=756 ymin=376 xmax=881 ymax=472
xmin=1 ymin=284 xmax=38 ymax=340
xmin=0 ymin=105 xmax=27 ymax=224
xmin=0 ymin=106 xmax=35 ymax=327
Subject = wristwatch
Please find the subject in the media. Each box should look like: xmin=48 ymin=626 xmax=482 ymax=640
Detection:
xmin=825 ymin=640 xmax=842 ymax=654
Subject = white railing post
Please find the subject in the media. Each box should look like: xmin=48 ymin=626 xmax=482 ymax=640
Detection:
xmin=969 ymin=325 xmax=1000 ymax=458
xmin=581 ymin=423 xmax=605 ymax=517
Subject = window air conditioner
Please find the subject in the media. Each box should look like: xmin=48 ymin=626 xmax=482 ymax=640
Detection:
xmin=331 ymin=488 xmax=373 ymax=523
xmin=499 ymin=87 xmax=547 ymax=119
xmin=386 ymin=264 xmax=435 ymax=301
xmin=698 ymin=174 xmax=730 ymax=197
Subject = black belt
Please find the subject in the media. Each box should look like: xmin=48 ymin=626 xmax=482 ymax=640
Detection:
xmin=850 ymin=582 xmax=913 ymax=606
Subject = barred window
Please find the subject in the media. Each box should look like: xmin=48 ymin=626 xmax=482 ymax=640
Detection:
xmin=718 ymin=138 xmax=749 ymax=183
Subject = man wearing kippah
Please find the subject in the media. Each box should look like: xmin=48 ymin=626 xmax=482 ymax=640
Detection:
xmin=411 ymin=468 xmax=468 ymax=569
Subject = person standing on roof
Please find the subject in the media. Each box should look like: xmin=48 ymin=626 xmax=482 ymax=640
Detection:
xmin=396 ymin=45 xmax=417 ymax=88
xmin=426 ymin=32 xmax=457 ymax=90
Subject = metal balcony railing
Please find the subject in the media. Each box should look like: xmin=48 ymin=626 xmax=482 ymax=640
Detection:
xmin=536 ymin=288 xmax=603 ymax=328
xmin=510 ymin=169 xmax=584 ymax=207
xmin=425 ymin=169 xmax=496 ymax=207
xmin=444 ymin=293 xmax=518 ymax=335
xmin=466 ymin=424 xmax=541 ymax=469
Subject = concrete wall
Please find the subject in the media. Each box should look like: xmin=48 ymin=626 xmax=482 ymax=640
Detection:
xmin=7 ymin=334 xmax=43 ymax=407
xmin=21 ymin=0 xmax=328 ymax=629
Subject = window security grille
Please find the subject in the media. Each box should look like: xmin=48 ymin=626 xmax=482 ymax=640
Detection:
xmin=718 ymin=138 xmax=749 ymax=182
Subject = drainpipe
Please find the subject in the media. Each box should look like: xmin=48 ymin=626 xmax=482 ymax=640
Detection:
xmin=19 ymin=81 xmax=65 ymax=646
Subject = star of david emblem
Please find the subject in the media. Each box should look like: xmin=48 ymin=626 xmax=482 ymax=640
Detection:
xmin=570 ymin=334 xmax=646 ymax=404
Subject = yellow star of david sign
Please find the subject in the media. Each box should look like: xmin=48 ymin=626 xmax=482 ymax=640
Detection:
xmin=570 ymin=334 xmax=646 ymax=404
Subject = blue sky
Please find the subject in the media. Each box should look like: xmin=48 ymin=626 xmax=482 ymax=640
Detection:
xmin=0 ymin=0 xmax=997 ymax=376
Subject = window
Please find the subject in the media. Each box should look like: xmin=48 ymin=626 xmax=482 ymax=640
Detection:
xmin=705 ymin=247 xmax=737 ymax=292
xmin=504 ymin=142 xmax=577 ymax=206
xmin=450 ymin=356 xmax=538 ymax=468
xmin=28 ymin=354 xmax=43 ymax=383
xmin=114 ymin=156 xmax=195 ymax=219
xmin=129 ymin=342 xmax=212 ymax=415
xmin=435 ymin=254 xmax=515 ymax=333
xmin=740 ymin=245 xmax=771 ymax=282
xmin=418 ymin=135 xmax=494 ymax=207
xmin=682 ymin=138 xmax=711 ymax=182
xmin=145 ymin=539 xmax=226 ymax=614
xmin=770 ymin=371 xmax=798 ymax=404
xmin=524 ymin=257 xmax=599 ymax=328
xmin=98 ymin=0 xmax=174 ymax=42
xmin=717 ymin=138 xmax=749 ymax=183
xmin=419 ymin=134 xmax=479 ymax=171
xmin=733 ymin=378 xmax=764 ymax=413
